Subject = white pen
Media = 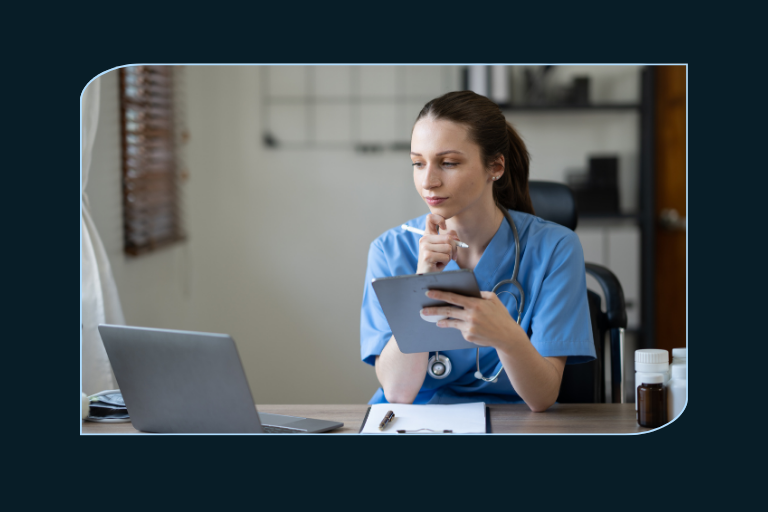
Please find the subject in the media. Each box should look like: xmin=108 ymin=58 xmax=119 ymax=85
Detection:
xmin=401 ymin=224 xmax=469 ymax=248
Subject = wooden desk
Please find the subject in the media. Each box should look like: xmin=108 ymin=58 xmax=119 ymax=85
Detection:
xmin=82 ymin=403 xmax=651 ymax=434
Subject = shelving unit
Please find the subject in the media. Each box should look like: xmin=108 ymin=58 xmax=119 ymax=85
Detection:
xmin=499 ymin=103 xmax=640 ymax=111
xmin=579 ymin=212 xmax=639 ymax=221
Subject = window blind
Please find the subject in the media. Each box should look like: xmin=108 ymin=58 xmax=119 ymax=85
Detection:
xmin=119 ymin=65 xmax=184 ymax=256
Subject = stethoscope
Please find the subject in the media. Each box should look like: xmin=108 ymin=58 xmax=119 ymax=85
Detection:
xmin=427 ymin=208 xmax=525 ymax=383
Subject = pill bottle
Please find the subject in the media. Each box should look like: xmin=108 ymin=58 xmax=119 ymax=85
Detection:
xmin=635 ymin=349 xmax=669 ymax=410
xmin=637 ymin=373 xmax=666 ymax=428
xmin=667 ymin=364 xmax=687 ymax=422
xmin=670 ymin=348 xmax=686 ymax=374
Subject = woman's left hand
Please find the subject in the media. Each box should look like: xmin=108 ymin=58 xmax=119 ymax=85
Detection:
xmin=421 ymin=290 xmax=525 ymax=351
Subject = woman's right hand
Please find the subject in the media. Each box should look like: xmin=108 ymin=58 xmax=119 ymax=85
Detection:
xmin=416 ymin=213 xmax=460 ymax=274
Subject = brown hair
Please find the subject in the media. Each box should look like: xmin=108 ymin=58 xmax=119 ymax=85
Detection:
xmin=414 ymin=90 xmax=534 ymax=214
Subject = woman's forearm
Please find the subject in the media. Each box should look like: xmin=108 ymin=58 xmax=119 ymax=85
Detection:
xmin=420 ymin=289 xmax=568 ymax=411
xmin=496 ymin=336 xmax=567 ymax=412
xmin=375 ymin=336 xmax=429 ymax=404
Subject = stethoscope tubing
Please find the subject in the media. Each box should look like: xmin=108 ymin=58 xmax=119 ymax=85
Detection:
xmin=429 ymin=209 xmax=524 ymax=383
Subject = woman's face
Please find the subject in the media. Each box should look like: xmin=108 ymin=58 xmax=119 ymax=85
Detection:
xmin=411 ymin=117 xmax=495 ymax=219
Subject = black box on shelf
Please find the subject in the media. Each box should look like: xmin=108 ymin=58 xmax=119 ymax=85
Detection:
xmin=566 ymin=156 xmax=620 ymax=215
xmin=589 ymin=156 xmax=618 ymax=187
xmin=565 ymin=76 xmax=590 ymax=106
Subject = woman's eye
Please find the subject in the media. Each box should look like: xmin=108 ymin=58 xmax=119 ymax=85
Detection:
xmin=412 ymin=162 xmax=424 ymax=168
xmin=443 ymin=161 xmax=458 ymax=167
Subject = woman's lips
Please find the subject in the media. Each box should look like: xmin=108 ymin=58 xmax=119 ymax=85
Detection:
xmin=425 ymin=197 xmax=447 ymax=206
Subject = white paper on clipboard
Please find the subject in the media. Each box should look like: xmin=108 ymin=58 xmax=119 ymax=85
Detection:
xmin=361 ymin=402 xmax=486 ymax=434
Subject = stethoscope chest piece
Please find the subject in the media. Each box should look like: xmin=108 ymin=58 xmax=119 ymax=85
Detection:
xmin=427 ymin=352 xmax=452 ymax=379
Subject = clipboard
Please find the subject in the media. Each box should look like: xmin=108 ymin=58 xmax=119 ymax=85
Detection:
xmin=371 ymin=269 xmax=482 ymax=353
xmin=358 ymin=403 xmax=492 ymax=434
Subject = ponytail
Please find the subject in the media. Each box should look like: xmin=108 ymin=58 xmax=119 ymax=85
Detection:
xmin=493 ymin=122 xmax=535 ymax=215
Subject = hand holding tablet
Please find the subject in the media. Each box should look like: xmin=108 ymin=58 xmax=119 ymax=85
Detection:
xmin=371 ymin=269 xmax=483 ymax=353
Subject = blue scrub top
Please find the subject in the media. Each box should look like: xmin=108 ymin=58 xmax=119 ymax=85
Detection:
xmin=360 ymin=209 xmax=596 ymax=405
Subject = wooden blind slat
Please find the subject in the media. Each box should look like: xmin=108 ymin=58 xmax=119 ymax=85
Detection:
xmin=120 ymin=66 xmax=184 ymax=256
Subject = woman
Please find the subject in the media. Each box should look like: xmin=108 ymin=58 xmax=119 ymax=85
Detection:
xmin=360 ymin=91 xmax=595 ymax=412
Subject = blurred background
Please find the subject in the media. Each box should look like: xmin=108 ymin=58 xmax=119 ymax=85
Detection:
xmin=83 ymin=65 xmax=686 ymax=403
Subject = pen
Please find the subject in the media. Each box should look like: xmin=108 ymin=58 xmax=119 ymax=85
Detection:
xmin=397 ymin=429 xmax=453 ymax=434
xmin=401 ymin=224 xmax=469 ymax=248
xmin=379 ymin=410 xmax=395 ymax=431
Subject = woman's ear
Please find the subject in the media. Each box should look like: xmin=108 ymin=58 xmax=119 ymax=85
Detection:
xmin=489 ymin=154 xmax=505 ymax=175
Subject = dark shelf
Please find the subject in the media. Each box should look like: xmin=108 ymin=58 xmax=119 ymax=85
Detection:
xmin=500 ymin=103 xmax=640 ymax=112
xmin=579 ymin=212 xmax=639 ymax=220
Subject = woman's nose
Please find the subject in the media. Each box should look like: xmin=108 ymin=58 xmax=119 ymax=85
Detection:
xmin=422 ymin=165 xmax=441 ymax=189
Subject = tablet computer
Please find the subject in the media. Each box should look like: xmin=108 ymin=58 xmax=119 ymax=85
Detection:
xmin=371 ymin=269 xmax=482 ymax=353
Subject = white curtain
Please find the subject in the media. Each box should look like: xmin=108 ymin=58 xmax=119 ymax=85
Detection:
xmin=82 ymin=76 xmax=125 ymax=395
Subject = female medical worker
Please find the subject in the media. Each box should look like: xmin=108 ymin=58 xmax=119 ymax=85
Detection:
xmin=360 ymin=91 xmax=595 ymax=412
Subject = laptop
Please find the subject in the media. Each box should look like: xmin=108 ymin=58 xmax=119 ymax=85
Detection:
xmin=97 ymin=324 xmax=344 ymax=433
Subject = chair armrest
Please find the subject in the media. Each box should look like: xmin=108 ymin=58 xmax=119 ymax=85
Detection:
xmin=585 ymin=263 xmax=628 ymax=403
xmin=585 ymin=263 xmax=627 ymax=329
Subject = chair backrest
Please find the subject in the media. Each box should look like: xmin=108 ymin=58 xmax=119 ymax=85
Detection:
xmin=527 ymin=180 xmax=625 ymax=403
xmin=528 ymin=181 xmax=578 ymax=231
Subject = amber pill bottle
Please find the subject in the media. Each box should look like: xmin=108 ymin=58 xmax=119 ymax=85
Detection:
xmin=637 ymin=374 xmax=667 ymax=428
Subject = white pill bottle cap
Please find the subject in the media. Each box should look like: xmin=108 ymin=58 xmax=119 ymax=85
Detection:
xmin=672 ymin=348 xmax=687 ymax=359
xmin=635 ymin=349 xmax=669 ymax=373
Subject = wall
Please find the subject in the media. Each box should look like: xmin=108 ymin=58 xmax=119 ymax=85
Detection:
xmin=86 ymin=65 xmax=643 ymax=404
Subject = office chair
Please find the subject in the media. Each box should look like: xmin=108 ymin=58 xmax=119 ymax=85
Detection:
xmin=528 ymin=180 xmax=628 ymax=403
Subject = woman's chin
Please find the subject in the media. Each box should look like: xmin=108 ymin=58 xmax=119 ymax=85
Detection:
xmin=427 ymin=204 xmax=453 ymax=218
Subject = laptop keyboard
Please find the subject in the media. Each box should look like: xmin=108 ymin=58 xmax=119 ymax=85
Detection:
xmin=262 ymin=425 xmax=305 ymax=433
